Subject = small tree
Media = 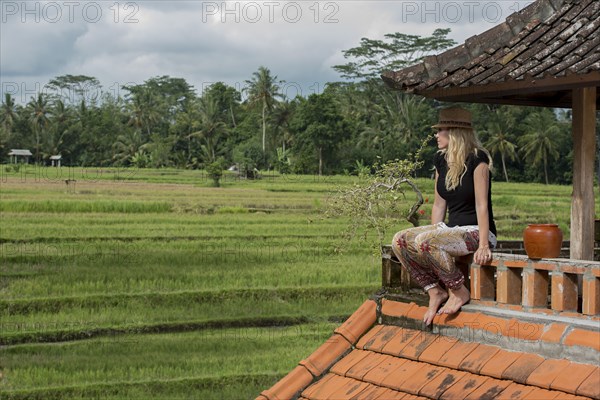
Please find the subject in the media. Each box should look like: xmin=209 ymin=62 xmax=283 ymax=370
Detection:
xmin=325 ymin=137 xmax=430 ymax=253
xmin=206 ymin=158 xmax=225 ymax=187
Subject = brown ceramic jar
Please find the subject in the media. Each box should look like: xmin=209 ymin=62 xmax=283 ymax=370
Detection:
xmin=523 ymin=224 xmax=563 ymax=259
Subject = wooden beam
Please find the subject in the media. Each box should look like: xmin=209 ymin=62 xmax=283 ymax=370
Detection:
xmin=571 ymin=86 xmax=597 ymax=260
xmin=416 ymin=71 xmax=600 ymax=108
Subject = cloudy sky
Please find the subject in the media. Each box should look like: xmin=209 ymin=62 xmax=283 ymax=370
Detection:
xmin=1 ymin=0 xmax=534 ymax=103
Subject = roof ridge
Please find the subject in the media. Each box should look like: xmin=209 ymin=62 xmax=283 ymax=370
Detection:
xmin=381 ymin=298 xmax=600 ymax=365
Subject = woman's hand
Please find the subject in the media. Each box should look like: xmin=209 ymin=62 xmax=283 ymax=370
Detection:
xmin=474 ymin=244 xmax=493 ymax=265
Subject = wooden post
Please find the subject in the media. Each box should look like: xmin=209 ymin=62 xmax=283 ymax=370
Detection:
xmin=571 ymin=87 xmax=597 ymax=260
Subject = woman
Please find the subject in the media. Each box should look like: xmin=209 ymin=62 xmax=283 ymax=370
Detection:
xmin=391 ymin=107 xmax=497 ymax=326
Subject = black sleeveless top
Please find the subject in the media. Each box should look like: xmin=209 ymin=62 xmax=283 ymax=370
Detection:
xmin=434 ymin=151 xmax=497 ymax=236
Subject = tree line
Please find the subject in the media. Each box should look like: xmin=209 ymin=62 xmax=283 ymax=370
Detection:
xmin=0 ymin=29 xmax=586 ymax=184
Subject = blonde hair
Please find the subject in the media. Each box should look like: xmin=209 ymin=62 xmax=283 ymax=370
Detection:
xmin=441 ymin=128 xmax=493 ymax=191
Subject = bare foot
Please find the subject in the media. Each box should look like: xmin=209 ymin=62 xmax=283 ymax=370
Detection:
xmin=438 ymin=285 xmax=470 ymax=315
xmin=424 ymin=285 xmax=449 ymax=326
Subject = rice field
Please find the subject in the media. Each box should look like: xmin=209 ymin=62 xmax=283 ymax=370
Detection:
xmin=0 ymin=164 xmax=597 ymax=399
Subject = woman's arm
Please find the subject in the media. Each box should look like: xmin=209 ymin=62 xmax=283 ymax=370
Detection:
xmin=431 ymin=171 xmax=447 ymax=224
xmin=473 ymin=163 xmax=493 ymax=265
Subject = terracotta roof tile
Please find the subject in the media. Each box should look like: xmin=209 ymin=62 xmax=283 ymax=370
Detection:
xmin=350 ymin=385 xmax=402 ymax=400
xmin=439 ymin=375 xmax=490 ymax=400
xmin=344 ymin=352 xmax=391 ymax=382
xmin=540 ymin=323 xmax=569 ymax=343
xmin=375 ymin=387 xmax=410 ymax=399
xmin=526 ymin=358 xmax=571 ymax=389
xmin=362 ymin=354 xmax=407 ymax=386
xmin=479 ymin=349 xmax=524 ymax=379
xmin=550 ymin=362 xmax=597 ymax=394
xmin=496 ymin=382 xmax=536 ymax=399
xmin=301 ymin=373 xmax=336 ymax=399
xmin=379 ymin=360 xmax=427 ymax=391
xmin=501 ymin=353 xmax=545 ymax=384
xmin=360 ymin=325 xmax=403 ymax=353
xmin=299 ymin=333 xmax=352 ymax=377
xmin=398 ymin=364 xmax=448 ymax=395
xmin=395 ymin=331 xmax=438 ymax=360
xmin=555 ymin=394 xmax=592 ymax=400
xmin=405 ymin=304 xmax=428 ymax=322
xmin=522 ymin=387 xmax=562 ymax=399
xmin=436 ymin=341 xmax=479 ymax=370
xmin=459 ymin=344 xmax=501 ymax=374
xmin=417 ymin=336 xmax=459 ymax=364
xmin=576 ymin=367 xmax=600 ymax=399
xmin=433 ymin=309 xmax=481 ymax=328
xmin=320 ymin=375 xmax=372 ymax=400
xmin=330 ymin=350 xmax=373 ymax=377
xmin=504 ymin=318 xmax=545 ymax=341
xmin=563 ymin=328 xmax=600 ymax=351
xmin=464 ymin=378 xmax=512 ymax=400
xmin=418 ymin=369 xmax=467 ymax=399
xmin=381 ymin=299 xmax=416 ymax=318
xmin=476 ymin=314 xmax=509 ymax=335
xmin=356 ymin=325 xmax=385 ymax=349
xmin=334 ymin=299 xmax=377 ymax=345
xmin=260 ymin=365 xmax=314 ymax=400
xmin=380 ymin=328 xmax=424 ymax=356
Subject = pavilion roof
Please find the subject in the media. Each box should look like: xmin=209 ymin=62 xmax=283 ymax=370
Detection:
xmin=381 ymin=0 xmax=600 ymax=108
xmin=8 ymin=149 xmax=32 ymax=156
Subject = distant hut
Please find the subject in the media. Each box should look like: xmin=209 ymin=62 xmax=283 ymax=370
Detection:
xmin=8 ymin=149 xmax=32 ymax=164
xmin=50 ymin=155 xmax=62 ymax=167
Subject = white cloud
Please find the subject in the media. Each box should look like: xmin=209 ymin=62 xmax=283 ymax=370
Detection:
xmin=1 ymin=0 xmax=535 ymax=103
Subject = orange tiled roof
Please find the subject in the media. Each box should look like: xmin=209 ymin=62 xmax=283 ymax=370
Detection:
xmin=258 ymin=298 xmax=600 ymax=400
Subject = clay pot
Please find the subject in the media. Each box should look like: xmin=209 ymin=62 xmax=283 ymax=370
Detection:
xmin=523 ymin=224 xmax=563 ymax=259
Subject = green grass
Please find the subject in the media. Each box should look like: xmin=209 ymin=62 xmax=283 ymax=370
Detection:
xmin=1 ymin=323 xmax=337 ymax=399
xmin=1 ymin=165 xmax=599 ymax=398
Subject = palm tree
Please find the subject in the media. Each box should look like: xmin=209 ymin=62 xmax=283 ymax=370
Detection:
xmin=244 ymin=66 xmax=282 ymax=153
xmin=45 ymin=99 xmax=72 ymax=158
xmin=0 ymin=93 xmax=17 ymax=152
xmin=189 ymin=95 xmax=227 ymax=164
xmin=271 ymin=100 xmax=294 ymax=153
xmin=112 ymin=129 xmax=144 ymax=166
xmin=125 ymin=89 xmax=161 ymax=140
xmin=485 ymin=123 xmax=518 ymax=182
xmin=27 ymin=94 xmax=51 ymax=163
xmin=519 ymin=110 xmax=561 ymax=184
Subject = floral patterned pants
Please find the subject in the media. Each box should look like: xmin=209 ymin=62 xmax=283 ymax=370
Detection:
xmin=391 ymin=222 xmax=497 ymax=290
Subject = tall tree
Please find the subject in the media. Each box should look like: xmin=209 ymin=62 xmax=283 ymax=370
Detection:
xmin=26 ymin=94 xmax=51 ymax=163
xmin=0 ymin=93 xmax=18 ymax=153
xmin=47 ymin=74 xmax=101 ymax=104
xmin=292 ymin=91 xmax=349 ymax=175
xmin=271 ymin=100 xmax=295 ymax=153
xmin=123 ymin=76 xmax=195 ymax=137
xmin=189 ymin=94 xmax=228 ymax=164
xmin=333 ymin=29 xmax=456 ymax=81
xmin=519 ymin=109 xmax=562 ymax=184
xmin=45 ymin=99 xmax=72 ymax=158
xmin=244 ymin=66 xmax=282 ymax=153
xmin=485 ymin=123 xmax=518 ymax=182
xmin=124 ymin=88 xmax=161 ymax=139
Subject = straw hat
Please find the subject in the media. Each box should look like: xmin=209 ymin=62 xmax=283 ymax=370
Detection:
xmin=432 ymin=107 xmax=473 ymax=130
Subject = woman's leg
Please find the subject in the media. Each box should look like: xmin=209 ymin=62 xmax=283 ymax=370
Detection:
xmin=391 ymin=224 xmax=440 ymax=288
xmin=391 ymin=224 xmax=449 ymax=325
xmin=414 ymin=227 xmax=487 ymax=317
